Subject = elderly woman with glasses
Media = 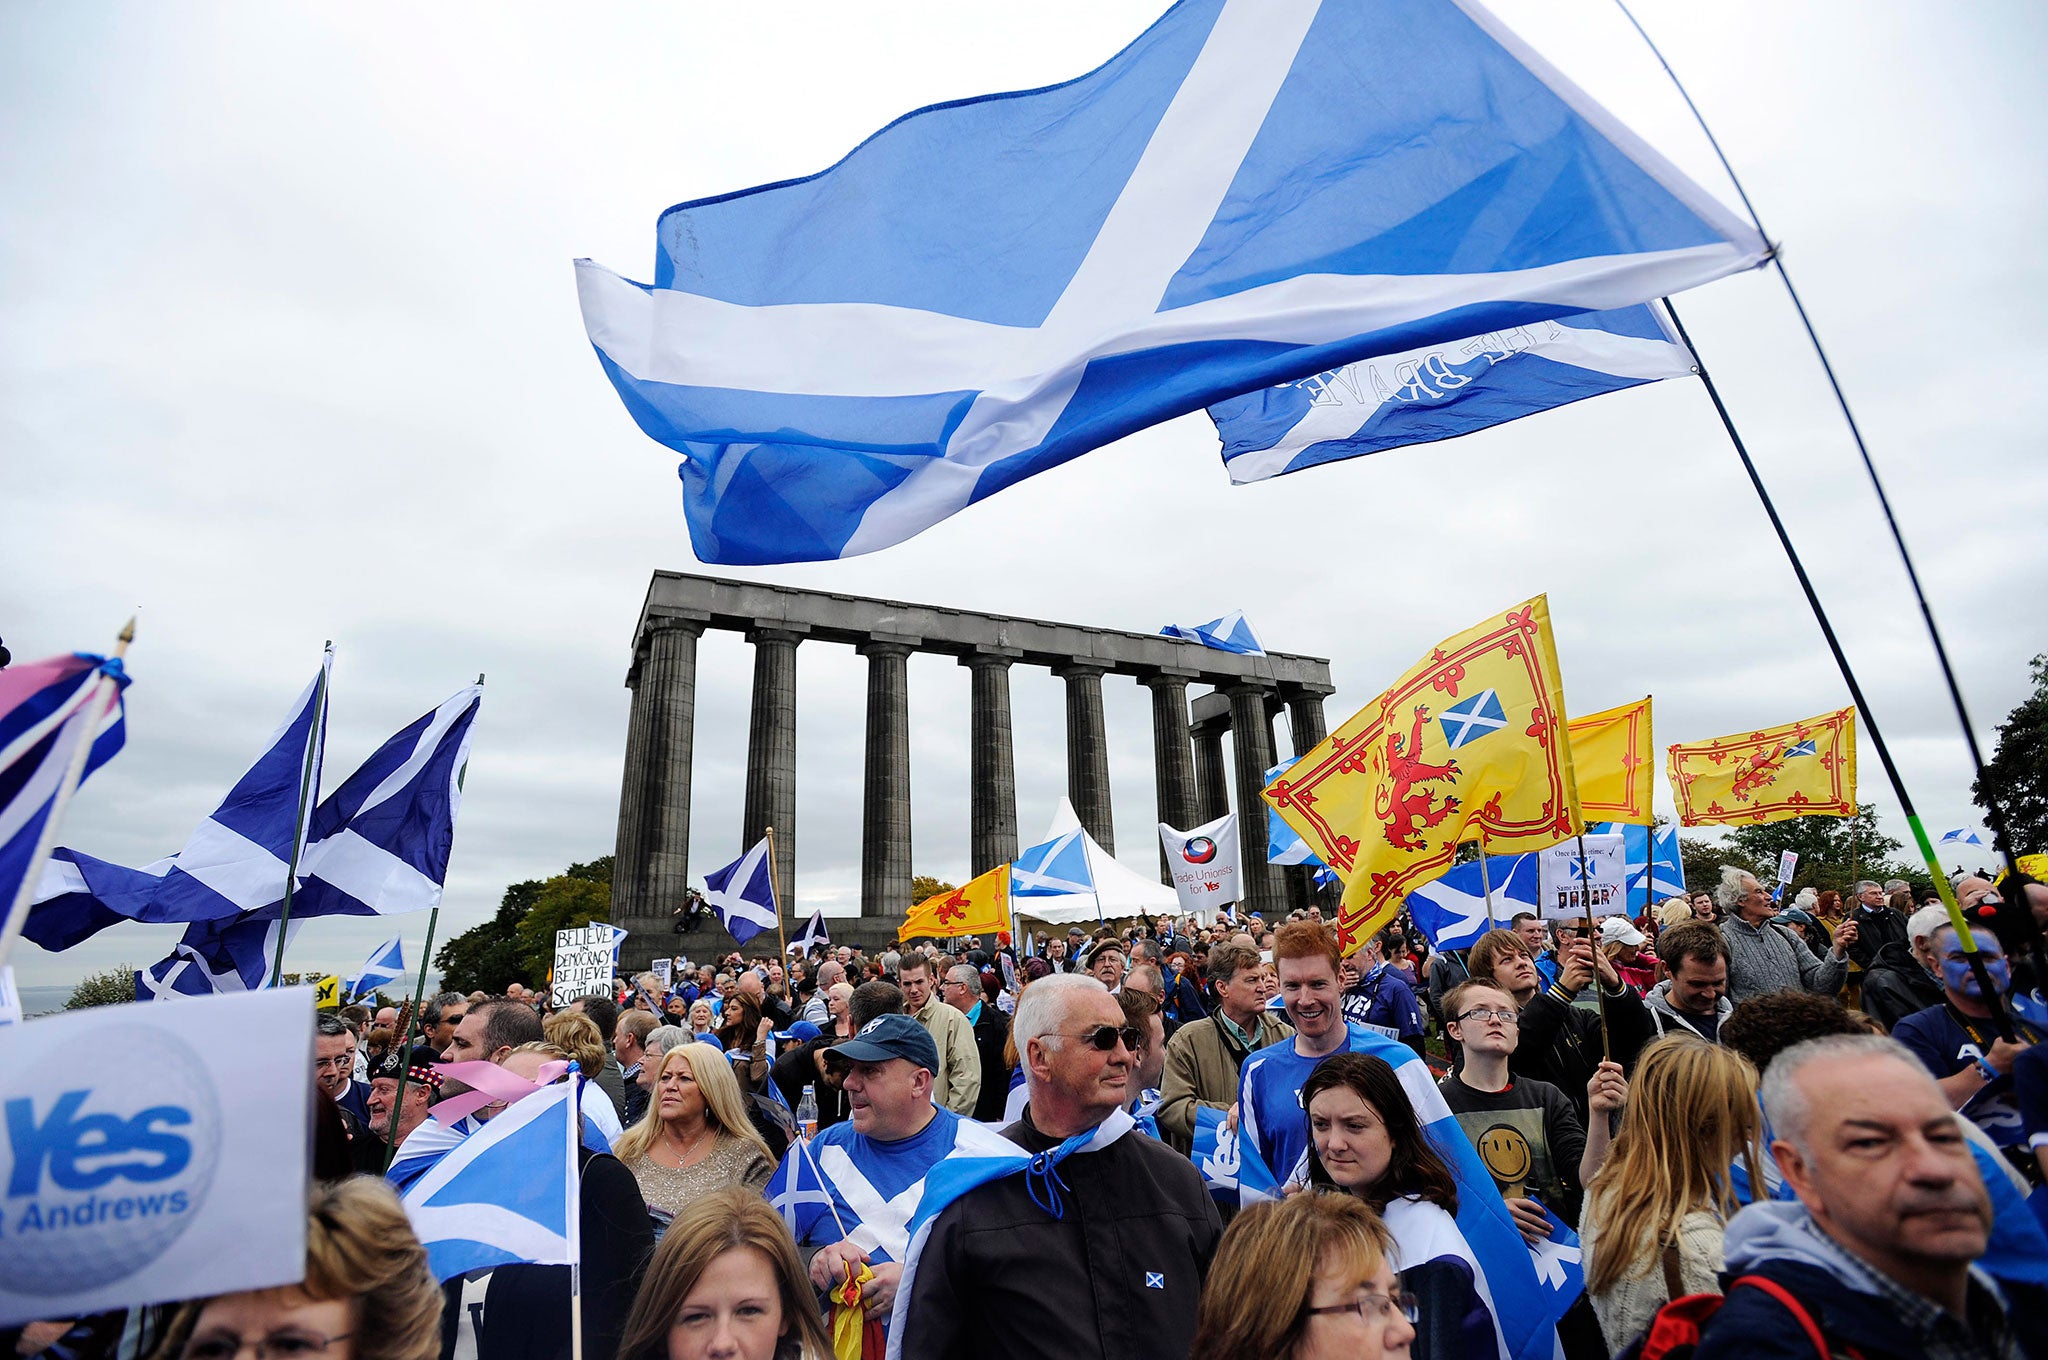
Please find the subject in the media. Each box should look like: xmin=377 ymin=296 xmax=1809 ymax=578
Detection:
xmin=162 ymin=1178 xmax=440 ymax=1360
xmin=1191 ymin=1191 xmax=1416 ymax=1360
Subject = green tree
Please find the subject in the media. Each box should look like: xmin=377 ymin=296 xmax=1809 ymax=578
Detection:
xmin=1679 ymin=836 xmax=1755 ymax=898
xmin=512 ymin=875 xmax=613 ymax=983
xmin=1719 ymin=804 xmax=1925 ymax=898
xmin=66 ymin=965 xmax=139 ymax=1009
xmin=437 ymin=856 xmax=614 ymax=993
xmin=909 ymin=874 xmax=956 ymax=906
xmin=1975 ymin=653 xmax=2048 ymax=855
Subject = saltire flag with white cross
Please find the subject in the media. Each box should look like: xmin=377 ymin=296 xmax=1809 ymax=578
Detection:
xmin=1211 ymin=303 xmax=1693 ymax=483
xmin=0 ymin=649 xmax=130 ymax=920
xmin=704 ymin=837 xmax=778 ymax=946
xmin=1160 ymin=611 xmax=1264 ymax=656
xmin=576 ymin=0 xmax=1764 ymax=565
xmin=788 ymin=908 xmax=830 ymax=956
xmin=1589 ymin=821 xmax=1686 ymax=912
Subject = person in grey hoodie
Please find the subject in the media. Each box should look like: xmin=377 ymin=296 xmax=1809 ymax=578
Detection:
xmin=1644 ymin=921 xmax=1734 ymax=1042
xmin=1695 ymin=1033 xmax=2047 ymax=1360
xmin=1712 ymin=866 xmax=1852 ymax=1004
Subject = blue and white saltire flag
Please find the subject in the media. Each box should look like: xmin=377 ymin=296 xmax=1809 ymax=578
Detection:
xmin=1407 ymin=851 xmax=1539 ymax=951
xmin=401 ymin=1079 xmax=579 ymax=1282
xmin=1264 ymin=760 xmax=1327 ymax=870
xmin=345 ymin=935 xmax=406 ymax=1003
xmin=1161 ymin=611 xmax=1264 ymax=656
xmin=1440 ymin=689 xmax=1508 ymax=750
xmin=135 ymin=916 xmax=298 ymax=1002
xmin=767 ymin=1118 xmax=965 ymax=1272
xmin=1190 ymin=1104 xmax=1282 ymax=1207
xmin=290 ymin=684 xmax=482 ymax=920
xmin=386 ymin=1113 xmax=482 ymax=1193
xmin=704 ymin=837 xmax=778 ymax=946
xmin=1212 ymin=304 xmax=1693 ymax=483
xmin=1940 ymin=828 xmax=1991 ymax=850
xmin=1010 ymin=826 xmax=1096 ymax=899
xmin=883 ymin=1110 xmax=1135 ymax=1360
xmin=27 ymin=656 xmax=328 ymax=952
xmin=1529 ymin=1201 xmax=1587 ymax=1336
xmin=577 ymin=0 xmax=1765 ymax=566
xmin=1589 ymin=821 xmax=1685 ymax=912
xmin=30 ymin=680 xmax=481 ymax=950
xmin=0 ymin=650 xmax=130 ymax=920
xmin=788 ymin=908 xmax=830 ymax=956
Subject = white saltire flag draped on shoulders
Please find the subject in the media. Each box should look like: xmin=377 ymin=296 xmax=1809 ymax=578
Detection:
xmin=577 ymin=0 xmax=1764 ymax=565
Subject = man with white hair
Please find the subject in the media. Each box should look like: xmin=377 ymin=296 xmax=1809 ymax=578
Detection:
xmin=1697 ymin=1034 xmax=2046 ymax=1358
xmin=897 ymin=973 xmax=1222 ymax=1360
xmin=1861 ymin=902 xmax=1956 ymax=1033
xmin=1716 ymin=865 xmax=1853 ymax=1004
xmin=1845 ymin=878 xmax=1909 ymax=970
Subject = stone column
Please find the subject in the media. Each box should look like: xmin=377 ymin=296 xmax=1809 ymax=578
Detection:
xmin=858 ymin=637 xmax=916 ymax=919
xmin=1055 ymin=662 xmax=1114 ymax=853
xmin=1142 ymin=672 xmax=1200 ymax=880
xmin=961 ymin=650 xmax=1020 ymax=875
xmin=1192 ymin=717 xmax=1231 ymax=824
xmin=613 ymin=617 xmax=703 ymax=951
xmin=742 ymin=625 xmax=804 ymax=916
xmin=1228 ymin=682 xmax=1282 ymax=916
xmin=1286 ymin=685 xmax=1333 ymax=759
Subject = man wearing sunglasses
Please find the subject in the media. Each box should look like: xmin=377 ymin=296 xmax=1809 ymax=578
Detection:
xmin=897 ymin=974 xmax=1222 ymax=1360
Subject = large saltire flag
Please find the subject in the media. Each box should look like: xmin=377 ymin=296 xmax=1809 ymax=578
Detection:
xmin=1212 ymin=303 xmax=1694 ymax=483
xmin=1589 ymin=821 xmax=1686 ymax=912
xmin=1567 ymin=697 xmax=1654 ymax=826
xmin=1668 ymin=707 xmax=1856 ymax=827
xmin=576 ymin=0 xmax=1764 ymax=566
xmin=1264 ymin=597 xmax=1579 ymax=955
xmin=898 ymin=863 xmax=1008 ymax=942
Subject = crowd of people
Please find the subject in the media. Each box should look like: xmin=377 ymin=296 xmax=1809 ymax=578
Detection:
xmin=12 ymin=863 xmax=2048 ymax=1360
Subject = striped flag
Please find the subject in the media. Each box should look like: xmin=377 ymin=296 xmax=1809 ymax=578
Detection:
xmin=0 ymin=651 xmax=130 ymax=922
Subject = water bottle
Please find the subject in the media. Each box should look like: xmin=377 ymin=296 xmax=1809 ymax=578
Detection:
xmin=796 ymin=1084 xmax=818 ymax=1140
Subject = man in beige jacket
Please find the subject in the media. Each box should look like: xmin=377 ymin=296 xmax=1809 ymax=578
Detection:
xmin=1156 ymin=939 xmax=1291 ymax=1154
xmin=899 ymin=953 xmax=981 ymax=1115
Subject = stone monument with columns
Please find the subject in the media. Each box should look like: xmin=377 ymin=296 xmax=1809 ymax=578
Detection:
xmin=611 ymin=571 xmax=1335 ymax=970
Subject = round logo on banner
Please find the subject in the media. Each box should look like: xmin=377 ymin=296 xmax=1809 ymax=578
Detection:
xmin=1182 ymin=837 xmax=1218 ymax=865
xmin=0 ymin=1023 xmax=223 ymax=1293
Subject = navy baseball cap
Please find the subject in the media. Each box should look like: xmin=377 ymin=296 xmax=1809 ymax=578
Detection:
xmin=828 ymin=1013 xmax=939 ymax=1073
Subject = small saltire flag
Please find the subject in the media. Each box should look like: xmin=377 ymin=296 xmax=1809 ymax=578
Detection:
xmin=898 ymin=863 xmax=1008 ymax=942
xmin=1160 ymin=611 xmax=1264 ymax=656
xmin=576 ymin=0 xmax=1763 ymax=566
xmin=1158 ymin=813 xmax=1241 ymax=917
xmin=401 ymin=1079 xmax=578 ymax=1281
xmin=1190 ymin=1104 xmax=1282 ymax=1208
xmin=1405 ymin=851 xmax=1538 ymax=951
xmin=1528 ymin=1200 xmax=1587 ymax=1334
xmin=1668 ymin=707 xmax=1856 ymax=827
xmin=1212 ymin=304 xmax=1694 ymax=483
xmin=135 ymin=917 xmax=298 ymax=1002
xmin=1939 ymin=828 xmax=1990 ymax=849
xmin=1009 ymin=826 xmax=1095 ymax=899
xmin=0 ymin=650 xmax=130 ymax=920
xmin=1263 ymin=760 xmax=1326 ymax=869
xmin=1567 ymin=697 xmax=1655 ymax=826
xmin=1265 ymin=596 xmax=1579 ymax=955
xmin=345 ymin=935 xmax=406 ymax=1002
xmin=788 ymin=908 xmax=831 ymax=956
xmin=1589 ymin=821 xmax=1686 ymax=912
xmin=704 ymin=837 xmax=778 ymax=946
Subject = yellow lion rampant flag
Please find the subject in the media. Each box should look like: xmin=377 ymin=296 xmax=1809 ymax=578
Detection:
xmin=1264 ymin=596 xmax=1580 ymax=955
xmin=898 ymin=862 xmax=1010 ymax=942
xmin=1568 ymin=697 xmax=1655 ymax=825
xmin=1668 ymin=706 xmax=1856 ymax=826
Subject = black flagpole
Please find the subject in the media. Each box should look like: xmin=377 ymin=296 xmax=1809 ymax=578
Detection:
xmin=1661 ymin=298 xmax=2013 ymax=1040
xmin=1616 ymin=0 xmax=2034 ymax=899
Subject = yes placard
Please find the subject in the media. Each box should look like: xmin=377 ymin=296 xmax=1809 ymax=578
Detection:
xmin=1535 ymin=834 xmax=1628 ymax=922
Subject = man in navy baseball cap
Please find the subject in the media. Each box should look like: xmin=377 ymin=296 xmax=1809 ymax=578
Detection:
xmin=828 ymin=1012 xmax=940 ymax=1077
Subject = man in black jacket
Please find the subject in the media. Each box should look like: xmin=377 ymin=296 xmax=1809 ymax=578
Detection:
xmin=1860 ymin=902 xmax=1950 ymax=1034
xmin=944 ymin=963 xmax=1013 ymax=1123
xmin=897 ymin=974 xmax=1221 ymax=1360
xmin=1844 ymin=879 xmax=1911 ymax=969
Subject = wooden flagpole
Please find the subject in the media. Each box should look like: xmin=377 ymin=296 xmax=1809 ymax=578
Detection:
xmin=1475 ymin=835 xmax=1497 ymax=928
xmin=765 ymin=825 xmax=789 ymax=960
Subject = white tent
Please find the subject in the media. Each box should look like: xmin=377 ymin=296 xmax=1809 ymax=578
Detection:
xmin=1009 ymin=799 xmax=1179 ymax=926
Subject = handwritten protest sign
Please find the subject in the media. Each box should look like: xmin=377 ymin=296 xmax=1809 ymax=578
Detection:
xmin=551 ymin=924 xmax=617 ymax=1006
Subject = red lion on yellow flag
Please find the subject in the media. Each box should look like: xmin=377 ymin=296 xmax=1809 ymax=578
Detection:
xmin=1265 ymin=597 xmax=1580 ymax=955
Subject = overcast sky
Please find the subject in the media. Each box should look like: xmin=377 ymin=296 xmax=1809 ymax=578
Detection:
xmin=7 ymin=1 xmax=2043 ymax=993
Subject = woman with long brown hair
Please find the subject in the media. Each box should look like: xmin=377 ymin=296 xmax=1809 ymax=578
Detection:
xmin=1302 ymin=1053 xmax=1498 ymax=1360
xmin=1191 ymin=1191 xmax=1415 ymax=1360
xmin=618 ymin=1190 xmax=832 ymax=1360
xmin=1578 ymin=1035 xmax=1762 ymax=1353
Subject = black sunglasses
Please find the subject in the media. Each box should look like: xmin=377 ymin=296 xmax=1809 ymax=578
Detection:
xmin=1058 ymin=1024 xmax=1142 ymax=1052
